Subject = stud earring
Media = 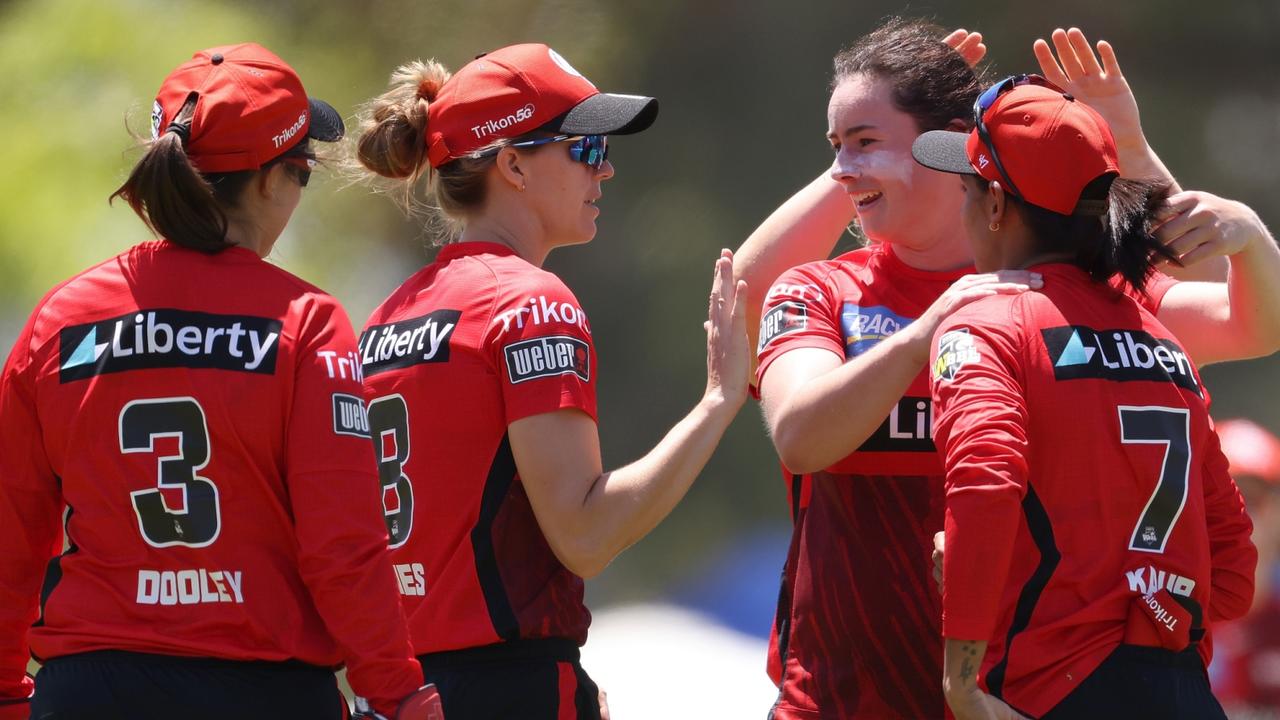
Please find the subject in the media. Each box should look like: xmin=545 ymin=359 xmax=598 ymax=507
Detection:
xmin=989 ymin=221 xmax=1000 ymax=232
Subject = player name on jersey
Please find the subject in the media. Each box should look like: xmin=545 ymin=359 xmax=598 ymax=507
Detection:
xmin=359 ymin=309 xmax=461 ymax=377
xmin=59 ymin=309 xmax=281 ymax=382
xmin=135 ymin=568 xmax=244 ymax=606
xmin=1041 ymin=325 xmax=1201 ymax=396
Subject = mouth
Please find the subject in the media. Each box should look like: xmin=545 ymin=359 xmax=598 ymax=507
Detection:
xmin=850 ymin=190 xmax=882 ymax=209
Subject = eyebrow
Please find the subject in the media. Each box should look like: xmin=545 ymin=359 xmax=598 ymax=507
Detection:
xmin=826 ymin=124 xmax=878 ymax=141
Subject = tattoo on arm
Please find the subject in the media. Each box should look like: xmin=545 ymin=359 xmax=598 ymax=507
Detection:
xmin=959 ymin=641 xmax=978 ymax=684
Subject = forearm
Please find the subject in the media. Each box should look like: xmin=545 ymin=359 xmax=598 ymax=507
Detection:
xmin=735 ymin=172 xmax=853 ymax=348
xmin=1226 ymin=219 xmax=1280 ymax=357
xmin=578 ymin=396 xmax=738 ymax=574
xmin=943 ymin=638 xmax=998 ymax=720
xmin=770 ymin=330 xmax=925 ymax=472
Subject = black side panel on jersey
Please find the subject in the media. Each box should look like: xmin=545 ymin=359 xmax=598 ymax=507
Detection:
xmin=471 ymin=435 xmax=520 ymax=641
xmin=773 ymin=474 xmax=805 ymax=672
xmin=987 ymin=483 xmax=1061 ymax=698
xmin=32 ymin=502 xmax=77 ymax=655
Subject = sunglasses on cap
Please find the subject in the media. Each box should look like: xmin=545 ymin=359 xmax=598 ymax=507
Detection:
xmin=476 ymin=134 xmax=610 ymax=170
xmin=972 ymin=74 xmax=1060 ymax=200
xmin=278 ymin=152 xmax=317 ymax=187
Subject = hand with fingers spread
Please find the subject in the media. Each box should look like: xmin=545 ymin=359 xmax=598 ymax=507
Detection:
xmin=908 ymin=271 xmax=1043 ymax=362
xmin=944 ymin=29 xmax=987 ymax=68
xmin=705 ymin=249 xmax=751 ymax=410
xmin=1033 ymin=28 xmax=1174 ymax=184
xmin=1153 ymin=191 xmax=1269 ymax=268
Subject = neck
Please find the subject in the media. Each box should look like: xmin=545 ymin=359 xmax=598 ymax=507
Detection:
xmin=223 ymin=217 xmax=274 ymax=258
xmin=459 ymin=213 xmax=549 ymax=267
xmin=1016 ymin=251 xmax=1074 ymax=270
xmin=886 ymin=229 xmax=973 ymax=272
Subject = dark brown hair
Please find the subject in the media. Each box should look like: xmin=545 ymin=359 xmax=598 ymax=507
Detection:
xmin=832 ymin=17 xmax=984 ymax=133
xmin=111 ymin=95 xmax=307 ymax=253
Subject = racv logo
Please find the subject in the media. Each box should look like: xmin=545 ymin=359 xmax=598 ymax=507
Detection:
xmin=1041 ymin=326 xmax=1201 ymax=396
xmin=59 ymin=310 xmax=281 ymax=383
xmin=841 ymin=304 xmax=914 ymax=357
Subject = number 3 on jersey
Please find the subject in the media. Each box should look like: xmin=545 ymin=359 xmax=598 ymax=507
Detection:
xmin=1120 ymin=406 xmax=1191 ymax=554
xmin=367 ymin=394 xmax=414 ymax=548
xmin=120 ymin=397 xmax=220 ymax=548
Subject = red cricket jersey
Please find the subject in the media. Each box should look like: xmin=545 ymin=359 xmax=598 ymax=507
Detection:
xmin=359 ymin=242 xmax=595 ymax=655
xmin=756 ymin=245 xmax=1179 ymax=719
xmin=931 ymin=263 xmax=1256 ymax=717
xmin=0 ymin=241 xmax=421 ymax=712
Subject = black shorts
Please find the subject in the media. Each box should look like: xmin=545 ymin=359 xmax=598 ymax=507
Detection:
xmin=1041 ymin=644 xmax=1226 ymax=719
xmin=419 ymin=638 xmax=600 ymax=720
xmin=29 ymin=650 xmax=346 ymax=720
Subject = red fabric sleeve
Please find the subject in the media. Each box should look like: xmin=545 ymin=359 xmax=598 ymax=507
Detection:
xmin=755 ymin=263 xmax=845 ymax=389
xmin=0 ymin=310 xmax=60 ymax=703
xmin=931 ymin=298 xmax=1030 ymax=641
xmin=486 ymin=274 xmax=597 ymax=424
xmin=1199 ymin=424 xmax=1257 ymax=624
xmin=1112 ymin=270 xmax=1178 ymax=314
xmin=283 ymin=296 xmax=421 ymax=715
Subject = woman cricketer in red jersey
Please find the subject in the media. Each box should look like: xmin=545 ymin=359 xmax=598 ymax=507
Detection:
xmin=0 ymin=44 xmax=441 ymax=720
xmin=916 ymin=77 xmax=1259 ymax=719
xmin=350 ymin=44 xmax=749 ymax=720
xmin=741 ymin=20 xmax=1280 ymax=720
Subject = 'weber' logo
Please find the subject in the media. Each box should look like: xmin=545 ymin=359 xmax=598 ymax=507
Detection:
xmin=359 ymin=310 xmax=461 ymax=377
xmin=332 ymin=393 xmax=370 ymax=438
xmin=504 ymin=336 xmax=590 ymax=384
xmin=59 ymin=310 xmax=281 ymax=383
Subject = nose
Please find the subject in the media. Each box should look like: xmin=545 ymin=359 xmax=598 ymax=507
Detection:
xmin=596 ymin=158 xmax=615 ymax=181
xmin=829 ymin=152 xmax=859 ymax=185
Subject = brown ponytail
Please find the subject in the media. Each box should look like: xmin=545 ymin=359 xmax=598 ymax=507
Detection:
xmin=111 ymin=96 xmax=243 ymax=253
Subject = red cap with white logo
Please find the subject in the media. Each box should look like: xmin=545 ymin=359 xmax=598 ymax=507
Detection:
xmin=911 ymin=82 xmax=1119 ymax=216
xmin=152 ymin=43 xmax=344 ymax=173
xmin=425 ymin=43 xmax=658 ymax=168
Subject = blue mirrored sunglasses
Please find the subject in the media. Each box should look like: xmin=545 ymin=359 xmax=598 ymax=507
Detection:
xmin=972 ymin=74 xmax=1061 ymax=200
xmin=477 ymin=134 xmax=609 ymax=169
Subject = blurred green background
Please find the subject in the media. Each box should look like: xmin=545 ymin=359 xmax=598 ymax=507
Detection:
xmin=3 ymin=0 xmax=1278 ymax=614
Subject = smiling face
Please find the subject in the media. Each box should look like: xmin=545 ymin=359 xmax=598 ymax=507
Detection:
xmin=827 ymin=74 xmax=967 ymax=253
xmin=520 ymin=138 xmax=614 ymax=248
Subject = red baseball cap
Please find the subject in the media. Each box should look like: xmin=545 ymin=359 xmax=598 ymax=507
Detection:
xmin=152 ymin=43 xmax=344 ymax=174
xmin=425 ymin=43 xmax=658 ymax=168
xmin=1216 ymin=418 xmax=1280 ymax=484
xmin=911 ymin=80 xmax=1119 ymax=215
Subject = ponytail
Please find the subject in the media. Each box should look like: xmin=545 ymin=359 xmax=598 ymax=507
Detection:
xmin=110 ymin=96 xmax=255 ymax=253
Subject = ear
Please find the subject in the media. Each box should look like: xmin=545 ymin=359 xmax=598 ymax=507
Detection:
xmin=257 ymin=163 xmax=291 ymax=201
xmin=944 ymin=117 xmax=969 ymax=133
xmin=988 ymin=180 xmax=1009 ymax=226
xmin=493 ymin=146 xmax=528 ymax=192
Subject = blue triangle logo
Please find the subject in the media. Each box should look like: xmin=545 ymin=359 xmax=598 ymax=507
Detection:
xmin=1055 ymin=330 xmax=1096 ymax=367
xmin=62 ymin=327 xmax=102 ymax=370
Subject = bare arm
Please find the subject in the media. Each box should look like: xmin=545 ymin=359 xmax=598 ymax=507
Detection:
xmin=734 ymin=172 xmax=853 ymax=355
xmin=509 ymin=252 xmax=749 ymax=578
xmin=943 ymin=639 xmax=1029 ymax=720
xmin=1155 ymin=193 xmax=1280 ymax=365
xmin=760 ymin=272 xmax=1041 ymax=472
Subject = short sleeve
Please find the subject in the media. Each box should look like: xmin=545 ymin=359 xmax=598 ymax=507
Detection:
xmin=931 ymin=297 xmax=1030 ymax=640
xmin=1111 ymin=271 xmax=1178 ymax=314
xmin=485 ymin=273 xmax=597 ymax=424
xmin=755 ymin=263 xmax=845 ymax=388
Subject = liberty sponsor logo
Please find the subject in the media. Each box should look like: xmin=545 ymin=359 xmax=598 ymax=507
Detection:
xmin=59 ymin=310 xmax=281 ymax=383
xmin=332 ymin=393 xmax=370 ymax=438
xmin=493 ymin=295 xmax=591 ymax=335
xmin=394 ymin=562 xmax=426 ymax=596
xmin=933 ymin=328 xmax=981 ymax=382
xmin=1042 ymin=326 xmax=1201 ymax=396
xmin=858 ymin=395 xmax=936 ymax=453
xmin=841 ymin=304 xmax=913 ymax=357
xmin=272 ymin=112 xmax=308 ymax=148
xmin=504 ymin=335 xmax=590 ymax=384
xmin=136 ymin=568 xmax=243 ymax=606
xmin=359 ymin=309 xmax=461 ymax=377
xmin=472 ymin=103 xmax=536 ymax=139
xmin=758 ymin=301 xmax=808 ymax=352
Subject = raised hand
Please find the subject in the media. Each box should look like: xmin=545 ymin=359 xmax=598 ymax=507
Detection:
xmin=944 ymin=29 xmax=987 ymax=68
xmin=705 ymin=249 xmax=750 ymax=409
xmin=1154 ymin=191 xmax=1269 ymax=267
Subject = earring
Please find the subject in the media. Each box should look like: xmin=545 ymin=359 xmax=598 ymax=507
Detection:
xmin=989 ymin=221 xmax=1000 ymax=232
xmin=519 ymin=182 xmax=526 ymax=192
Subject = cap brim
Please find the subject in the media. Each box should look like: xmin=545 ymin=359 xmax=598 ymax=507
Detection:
xmin=559 ymin=93 xmax=658 ymax=135
xmin=307 ymin=98 xmax=345 ymax=142
xmin=911 ymin=130 xmax=976 ymax=175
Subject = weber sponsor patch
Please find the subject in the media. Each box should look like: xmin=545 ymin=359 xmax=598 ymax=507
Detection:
xmin=841 ymin=304 xmax=914 ymax=357
xmin=332 ymin=393 xmax=370 ymax=438
xmin=758 ymin=301 xmax=808 ymax=352
xmin=504 ymin=335 xmax=590 ymax=384
xmin=934 ymin=328 xmax=980 ymax=381
xmin=59 ymin=309 xmax=281 ymax=383
xmin=359 ymin=309 xmax=461 ymax=377
xmin=1042 ymin=325 xmax=1201 ymax=396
